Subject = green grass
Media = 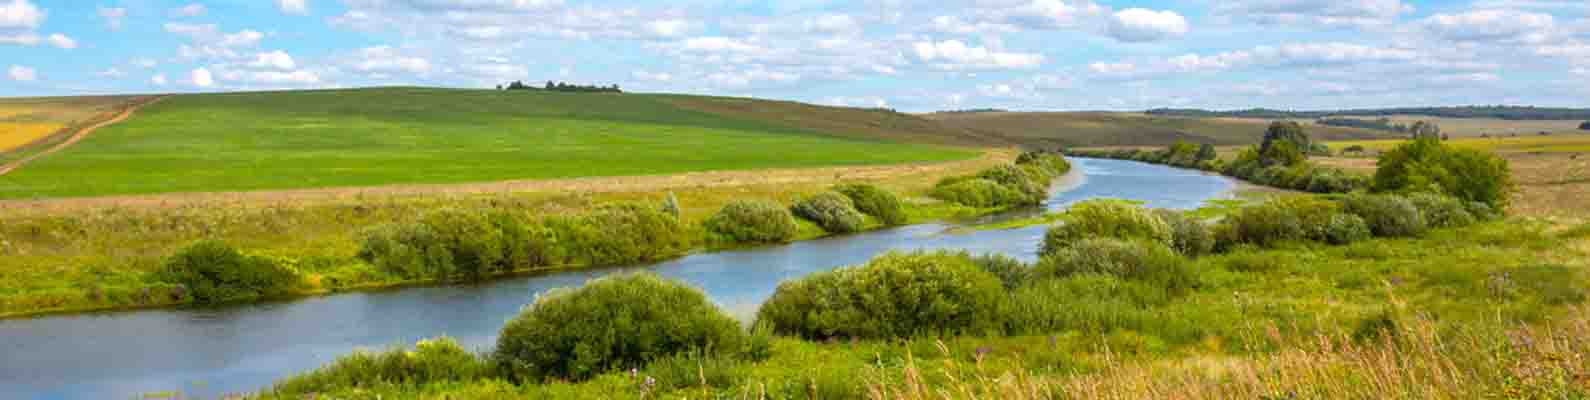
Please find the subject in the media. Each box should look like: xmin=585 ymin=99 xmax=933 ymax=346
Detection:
xmin=0 ymin=88 xmax=972 ymax=199
xmin=925 ymin=111 xmax=1394 ymax=147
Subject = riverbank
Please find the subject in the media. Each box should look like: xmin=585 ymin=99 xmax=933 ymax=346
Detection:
xmin=0 ymin=151 xmax=1017 ymax=319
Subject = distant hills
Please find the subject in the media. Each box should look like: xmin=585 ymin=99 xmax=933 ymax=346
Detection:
xmin=1145 ymin=106 xmax=1590 ymax=121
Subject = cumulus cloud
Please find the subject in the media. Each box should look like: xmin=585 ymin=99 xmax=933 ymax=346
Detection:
xmin=98 ymin=7 xmax=126 ymax=30
xmin=46 ymin=33 xmax=73 ymax=49
xmin=0 ymin=0 xmax=43 ymax=29
xmin=1421 ymin=9 xmax=1556 ymax=43
xmin=632 ymin=70 xmax=673 ymax=82
xmin=348 ymin=46 xmax=432 ymax=75
xmin=7 ymin=64 xmax=34 ymax=81
xmin=248 ymin=50 xmax=297 ymax=70
xmin=1089 ymin=61 xmax=1136 ymax=75
xmin=680 ymin=36 xmax=760 ymax=53
xmin=190 ymin=68 xmax=214 ymax=87
xmin=0 ymin=32 xmax=37 ymax=45
xmin=97 ymin=68 xmax=125 ymax=78
xmin=150 ymin=74 xmax=168 ymax=85
xmin=912 ymin=40 xmax=1043 ymax=70
xmin=1108 ymin=8 xmax=1188 ymax=42
xmin=1217 ymin=0 xmax=1414 ymax=28
xmin=278 ymin=0 xmax=308 ymax=15
xmin=969 ymin=0 xmax=1106 ymax=30
xmin=172 ymin=3 xmax=206 ymax=17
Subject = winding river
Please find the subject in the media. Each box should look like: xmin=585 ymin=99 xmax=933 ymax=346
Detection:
xmin=0 ymin=158 xmax=1235 ymax=399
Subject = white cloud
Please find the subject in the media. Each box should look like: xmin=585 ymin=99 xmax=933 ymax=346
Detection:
xmin=97 ymin=68 xmax=125 ymax=78
xmin=219 ymin=68 xmax=321 ymax=85
xmin=1089 ymin=61 xmax=1136 ymax=75
xmin=349 ymin=46 xmax=432 ymax=74
xmin=278 ymin=0 xmax=308 ymax=15
xmin=463 ymin=62 xmax=528 ymax=81
xmin=912 ymin=40 xmax=1043 ymax=70
xmin=98 ymin=7 xmax=126 ymax=30
xmin=150 ymin=74 xmax=168 ymax=85
xmin=164 ymin=22 xmax=217 ymax=37
xmin=1421 ymin=9 xmax=1556 ymax=43
xmin=7 ymin=64 xmax=35 ymax=81
xmin=0 ymin=0 xmax=43 ymax=29
xmin=1108 ymin=9 xmax=1188 ymax=42
xmin=632 ymin=70 xmax=673 ymax=82
xmin=46 ymin=33 xmax=73 ymax=49
xmin=681 ymin=37 xmax=760 ymax=53
xmin=647 ymin=19 xmax=689 ymax=37
xmin=133 ymin=58 xmax=158 ymax=68
xmin=806 ymin=14 xmax=859 ymax=34
xmin=172 ymin=3 xmax=206 ymax=17
xmin=823 ymin=96 xmax=889 ymax=108
xmin=705 ymin=67 xmax=799 ymax=88
xmin=1253 ymin=42 xmax=1417 ymax=64
xmin=247 ymin=50 xmax=296 ymax=70
xmin=190 ymin=68 xmax=214 ymax=87
xmin=969 ymin=0 xmax=1107 ymax=30
xmin=1168 ymin=51 xmax=1253 ymax=72
xmin=1217 ymin=0 xmax=1415 ymax=28
xmin=221 ymin=30 xmax=265 ymax=47
xmin=0 ymin=32 xmax=38 ymax=45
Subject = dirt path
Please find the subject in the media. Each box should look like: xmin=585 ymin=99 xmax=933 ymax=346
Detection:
xmin=0 ymin=96 xmax=166 ymax=176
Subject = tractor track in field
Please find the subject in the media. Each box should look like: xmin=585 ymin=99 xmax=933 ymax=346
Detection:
xmin=0 ymin=95 xmax=167 ymax=177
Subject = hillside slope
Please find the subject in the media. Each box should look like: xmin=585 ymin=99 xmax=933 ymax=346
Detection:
xmin=926 ymin=111 xmax=1393 ymax=148
xmin=0 ymin=88 xmax=973 ymax=199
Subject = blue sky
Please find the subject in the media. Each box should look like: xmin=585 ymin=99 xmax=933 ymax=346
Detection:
xmin=3 ymin=0 xmax=1589 ymax=111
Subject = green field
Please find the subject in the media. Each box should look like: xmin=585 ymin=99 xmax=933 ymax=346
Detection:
xmin=0 ymin=88 xmax=972 ymax=199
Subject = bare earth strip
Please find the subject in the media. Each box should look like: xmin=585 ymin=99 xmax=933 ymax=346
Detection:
xmin=0 ymin=151 xmax=1005 ymax=214
xmin=0 ymin=96 xmax=166 ymax=177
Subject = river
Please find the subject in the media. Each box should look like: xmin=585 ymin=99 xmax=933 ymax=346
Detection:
xmin=0 ymin=158 xmax=1234 ymax=399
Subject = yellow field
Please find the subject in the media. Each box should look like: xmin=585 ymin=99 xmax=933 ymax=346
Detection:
xmin=0 ymin=123 xmax=64 ymax=151
xmin=1277 ymin=115 xmax=1586 ymax=138
xmin=1329 ymin=134 xmax=1590 ymax=154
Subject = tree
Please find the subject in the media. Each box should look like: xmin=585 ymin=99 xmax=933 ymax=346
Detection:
xmin=1408 ymin=121 xmax=1441 ymax=140
xmin=1195 ymin=143 xmax=1218 ymax=162
xmin=1259 ymin=121 xmax=1310 ymax=166
xmin=1372 ymin=137 xmax=1513 ymax=210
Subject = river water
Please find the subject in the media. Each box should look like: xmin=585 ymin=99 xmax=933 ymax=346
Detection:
xmin=0 ymin=158 xmax=1234 ymax=399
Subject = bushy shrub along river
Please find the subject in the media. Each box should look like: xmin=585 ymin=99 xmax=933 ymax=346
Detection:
xmin=0 ymin=158 xmax=1233 ymax=399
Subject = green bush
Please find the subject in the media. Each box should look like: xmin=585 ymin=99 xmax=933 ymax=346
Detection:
xmin=1466 ymin=201 xmax=1500 ymax=222
xmin=1006 ymin=274 xmax=1173 ymax=336
xmin=930 ymin=178 xmax=1025 ymax=208
xmin=1372 ymin=138 xmax=1513 ymax=211
xmin=544 ymin=203 xmax=691 ymax=266
xmin=160 ymin=240 xmax=301 ymax=303
xmin=1322 ymin=213 xmax=1373 ymax=245
xmin=1032 ymin=238 xmax=1197 ymax=292
xmin=790 ymin=192 xmax=867 ymax=233
xmin=1154 ymin=209 xmax=1214 ymax=257
xmin=1406 ymin=193 xmax=1477 ymax=229
xmin=704 ymin=200 xmax=799 ymax=244
xmin=1015 ymin=150 xmax=1072 ymax=175
xmin=832 ymin=184 xmax=908 ymax=226
xmin=755 ymin=251 xmax=1007 ymax=339
xmin=495 ymin=273 xmax=746 ymax=382
xmin=976 ymin=164 xmax=1047 ymax=204
xmin=1041 ymin=200 xmax=1172 ymax=256
xmin=269 ymin=337 xmax=489 ymax=395
xmin=1215 ymin=197 xmax=1337 ymax=248
xmin=970 ymin=252 xmax=1030 ymax=290
xmin=359 ymin=210 xmax=549 ymax=281
xmin=1342 ymin=194 xmax=1428 ymax=238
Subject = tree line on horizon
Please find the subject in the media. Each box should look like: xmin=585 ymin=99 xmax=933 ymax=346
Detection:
xmin=497 ymin=80 xmax=622 ymax=93
xmin=1147 ymin=106 xmax=1590 ymax=121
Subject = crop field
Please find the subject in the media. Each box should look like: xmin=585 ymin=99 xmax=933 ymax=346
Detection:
xmin=0 ymin=95 xmax=143 ymax=154
xmin=1328 ymin=134 xmax=1590 ymax=154
xmin=925 ymin=111 xmax=1393 ymax=148
xmin=0 ymin=88 xmax=973 ymax=199
xmin=1287 ymin=115 xmax=1587 ymax=138
xmin=0 ymin=123 xmax=61 ymax=151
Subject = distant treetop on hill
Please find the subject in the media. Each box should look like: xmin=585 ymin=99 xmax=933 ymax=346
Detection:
xmin=500 ymin=80 xmax=621 ymax=93
xmin=1146 ymin=106 xmax=1590 ymax=121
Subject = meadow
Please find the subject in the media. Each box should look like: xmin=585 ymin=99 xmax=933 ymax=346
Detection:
xmin=0 ymin=88 xmax=972 ymax=199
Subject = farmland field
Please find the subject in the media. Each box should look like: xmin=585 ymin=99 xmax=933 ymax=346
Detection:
xmin=0 ymin=95 xmax=144 ymax=155
xmin=0 ymin=88 xmax=973 ymax=199
xmin=926 ymin=111 xmax=1393 ymax=147
xmin=1329 ymin=133 xmax=1590 ymax=154
xmin=1291 ymin=115 xmax=1587 ymax=137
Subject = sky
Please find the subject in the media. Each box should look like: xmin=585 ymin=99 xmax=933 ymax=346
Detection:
xmin=2 ymin=0 xmax=1589 ymax=112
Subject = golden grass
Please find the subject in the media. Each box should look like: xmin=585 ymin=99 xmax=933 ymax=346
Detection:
xmin=0 ymin=122 xmax=63 ymax=151
xmin=1330 ymin=134 xmax=1590 ymax=154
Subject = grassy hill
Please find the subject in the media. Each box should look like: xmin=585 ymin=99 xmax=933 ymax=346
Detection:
xmin=0 ymin=88 xmax=975 ymax=199
xmin=925 ymin=111 xmax=1393 ymax=148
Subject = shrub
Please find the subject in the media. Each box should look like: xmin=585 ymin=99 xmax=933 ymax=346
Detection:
xmin=1006 ymin=274 xmax=1173 ymax=336
xmin=1322 ymin=213 xmax=1373 ymax=245
xmin=1372 ymin=138 xmax=1513 ymax=211
xmin=930 ymin=178 xmax=1026 ymax=208
xmin=1041 ymin=200 xmax=1172 ymax=256
xmin=1466 ymin=201 xmax=1501 ymax=222
xmin=1215 ymin=197 xmax=1337 ymax=248
xmin=495 ymin=273 xmax=745 ymax=382
xmin=755 ymin=251 xmax=1007 ymax=339
xmin=1032 ymin=238 xmax=1197 ymax=292
xmin=832 ymin=184 xmax=908 ymax=226
xmin=1154 ymin=209 xmax=1214 ymax=257
xmin=1015 ymin=151 xmax=1073 ymax=175
xmin=1342 ymin=194 xmax=1428 ymax=237
xmin=270 ymin=337 xmax=489 ymax=395
xmin=791 ymin=192 xmax=868 ymax=233
xmin=160 ymin=240 xmax=301 ymax=303
xmin=704 ymin=200 xmax=799 ymax=243
xmin=359 ymin=210 xmax=548 ymax=281
xmin=544 ymin=203 xmax=691 ymax=266
xmin=976 ymin=164 xmax=1047 ymax=204
xmin=1406 ymin=193 xmax=1477 ymax=229
xmin=970 ymin=252 xmax=1029 ymax=290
